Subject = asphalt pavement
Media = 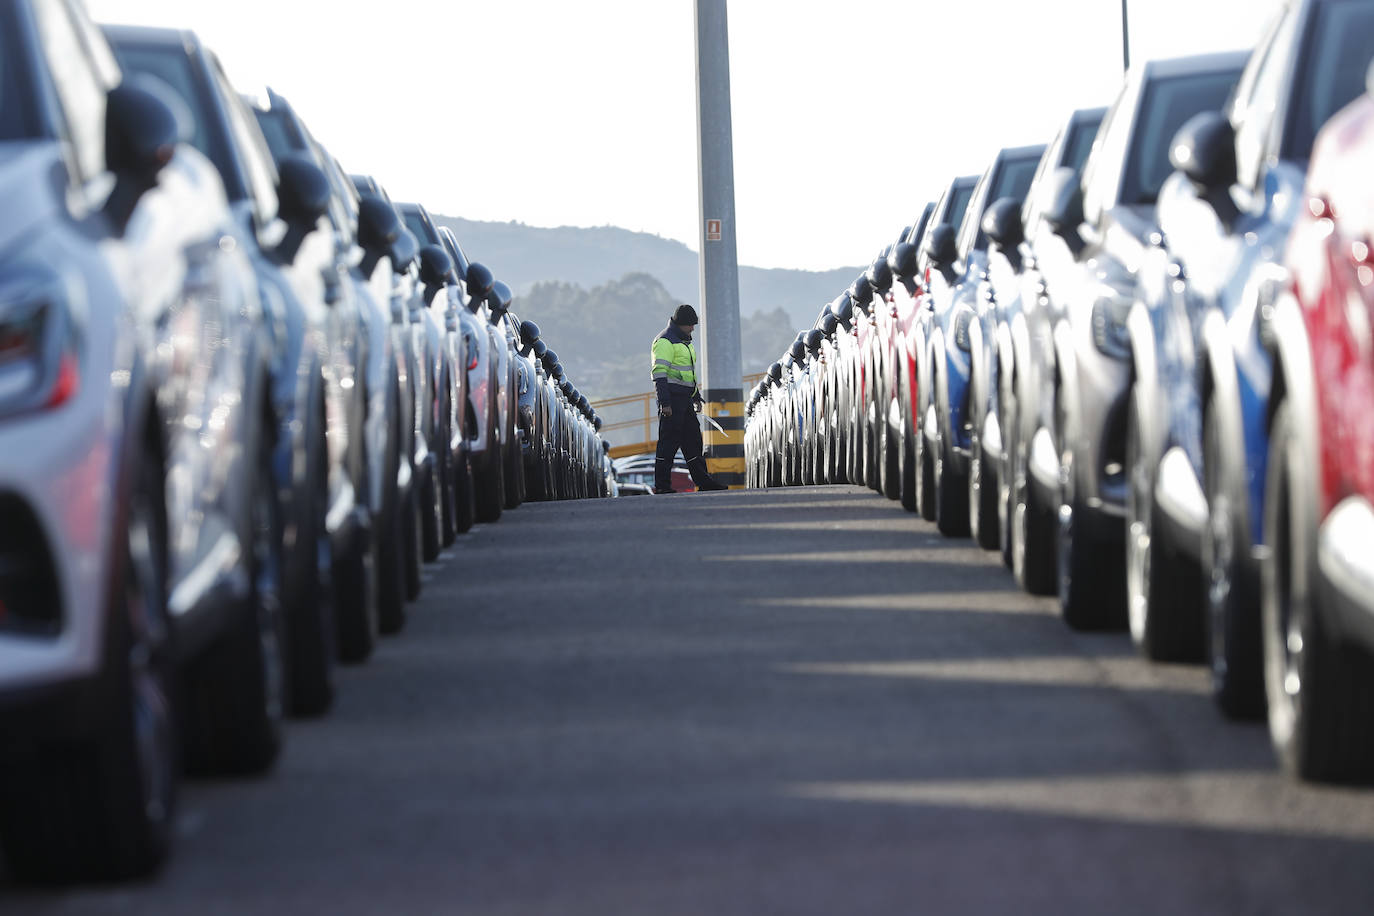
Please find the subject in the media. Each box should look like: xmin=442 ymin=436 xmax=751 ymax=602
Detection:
xmin=8 ymin=485 xmax=1374 ymax=914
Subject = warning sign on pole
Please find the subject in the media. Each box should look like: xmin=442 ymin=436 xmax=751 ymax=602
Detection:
xmin=706 ymin=219 xmax=722 ymax=242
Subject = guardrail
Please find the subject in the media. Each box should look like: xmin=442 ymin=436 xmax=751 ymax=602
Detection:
xmin=594 ymin=372 xmax=765 ymax=459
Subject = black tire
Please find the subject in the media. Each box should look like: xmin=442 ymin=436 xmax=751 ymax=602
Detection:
xmin=1203 ymin=400 xmax=1265 ymax=718
xmin=881 ymin=392 xmax=901 ymax=501
xmin=403 ymin=477 xmax=422 ymax=600
xmin=438 ymin=387 xmax=457 ymax=548
xmin=504 ymin=421 xmax=525 ymax=510
xmin=996 ymin=371 xmax=1016 ymax=569
xmin=453 ymin=450 xmax=476 ymax=533
xmin=376 ymin=395 xmax=407 ymax=636
xmin=1263 ymin=401 xmax=1374 ymax=783
xmin=899 ymin=386 xmax=918 ymax=512
xmin=184 ymin=408 xmax=287 ymax=776
xmin=916 ymin=407 xmax=937 ymax=522
xmin=1126 ymin=394 xmax=1205 ymax=662
xmin=934 ymin=411 xmax=970 ymax=538
xmin=335 ymin=385 xmax=377 ymax=664
xmin=0 ymin=440 xmax=177 ymax=883
xmin=474 ymin=445 xmax=505 ymax=523
xmin=1056 ymin=392 xmax=1126 ymax=630
xmin=285 ymin=422 xmax=335 ymax=717
xmin=968 ymin=383 xmax=999 ymax=549
xmin=419 ymin=452 xmax=440 ymax=565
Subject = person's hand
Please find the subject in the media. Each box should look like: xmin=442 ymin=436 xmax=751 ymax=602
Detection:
xmin=660 ymin=404 xmax=673 ymax=418
xmin=693 ymin=399 xmax=703 ymax=414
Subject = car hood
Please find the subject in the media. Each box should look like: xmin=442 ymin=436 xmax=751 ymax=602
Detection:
xmin=0 ymin=143 xmax=67 ymax=262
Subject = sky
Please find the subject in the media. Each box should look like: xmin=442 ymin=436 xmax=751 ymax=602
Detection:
xmin=86 ymin=0 xmax=1280 ymax=271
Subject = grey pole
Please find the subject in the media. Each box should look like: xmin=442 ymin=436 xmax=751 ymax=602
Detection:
xmin=1121 ymin=0 xmax=1131 ymax=71
xmin=694 ymin=0 xmax=745 ymax=487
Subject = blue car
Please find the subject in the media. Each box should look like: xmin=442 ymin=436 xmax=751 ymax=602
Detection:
xmin=1124 ymin=0 xmax=1374 ymax=708
xmin=923 ymin=145 xmax=1043 ymax=539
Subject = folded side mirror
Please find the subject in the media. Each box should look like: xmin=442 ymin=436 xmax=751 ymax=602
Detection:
xmin=1170 ymin=110 xmax=1236 ymax=194
xmin=820 ymin=312 xmax=839 ymax=337
xmin=390 ymin=227 xmax=419 ymax=274
xmin=465 ymin=262 xmax=494 ymax=311
xmin=768 ymin=361 xmax=783 ymax=385
xmin=850 ymin=275 xmax=875 ymax=311
xmin=889 ymin=241 xmax=919 ymax=283
xmin=487 ymin=279 xmax=512 ymax=324
xmin=831 ymin=292 xmax=855 ymax=330
xmin=922 ymin=223 xmax=958 ymax=270
xmin=543 ymin=348 xmax=559 ymax=372
xmin=983 ymin=197 xmax=1025 ymax=253
xmin=1043 ymin=167 xmax=1086 ymax=255
xmin=357 ymin=194 xmax=401 ymax=277
xmin=867 ymin=254 xmax=894 ymax=294
xmin=789 ymin=338 xmax=806 ymax=362
xmin=519 ymin=319 xmax=541 ymax=347
xmin=104 ymin=79 xmax=181 ymax=231
xmin=533 ymin=339 xmax=548 ymax=359
xmin=418 ymin=244 xmax=455 ymax=292
xmin=805 ymin=329 xmax=824 ymax=355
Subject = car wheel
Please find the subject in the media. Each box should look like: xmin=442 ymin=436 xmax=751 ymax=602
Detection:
xmin=1263 ymin=401 xmax=1374 ymax=782
xmin=438 ymin=387 xmax=457 ymax=547
xmin=335 ymin=385 xmax=376 ymax=663
xmin=1125 ymin=393 xmax=1204 ymax=662
xmin=285 ymin=420 xmax=335 ymax=716
xmin=1055 ymin=391 xmax=1125 ymax=630
xmin=185 ymin=406 xmax=287 ymax=775
xmin=882 ymin=392 xmax=901 ymax=501
xmin=1204 ymin=399 xmax=1265 ymax=718
xmin=934 ymin=394 xmax=970 ymax=537
xmin=997 ymin=371 xmax=1016 ymax=568
xmin=0 ymin=439 xmax=177 ymax=883
xmin=967 ymin=379 xmax=998 ymax=549
xmin=474 ymin=439 xmax=505 ymax=523
xmin=916 ymin=405 xmax=937 ymax=522
xmin=1012 ymin=403 xmax=1056 ymax=595
xmin=376 ymin=394 xmax=408 ymax=635
xmin=899 ymin=386 xmax=917 ymax=512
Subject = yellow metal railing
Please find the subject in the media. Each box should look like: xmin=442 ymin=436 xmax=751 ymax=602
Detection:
xmin=593 ymin=372 xmax=766 ymax=459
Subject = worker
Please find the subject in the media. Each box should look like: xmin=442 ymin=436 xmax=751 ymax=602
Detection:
xmin=651 ymin=304 xmax=728 ymax=494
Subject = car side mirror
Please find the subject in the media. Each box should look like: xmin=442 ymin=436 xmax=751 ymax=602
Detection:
xmin=889 ymin=241 xmax=919 ymax=283
xmin=867 ymin=255 xmax=893 ymax=294
xmin=805 ymin=329 xmax=823 ymax=355
xmin=1171 ymin=111 xmax=1236 ymax=195
xmin=923 ymin=223 xmax=958 ymax=270
xmin=390 ymin=228 xmax=418 ymax=274
xmin=552 ymin=363 xmax=566 ymax=381
xmin=274 ymin=155 xmax=330 ymax=263
xmin=543 ymin=348 xmax=559 ymax=372
xmin=357 ymin=194 xmax=401 ymax=277
xmin=533 ymin=339 xmax=548 ymax=360
xmin=768 ymin=361 xmax=783 ymax=385
xmin=983 ymin=197 xmax=1025 ymax=255
xmin=486 ymin=280 xmax=512 ymax=324
xmin=789 ymin=338 xmax=806 ymax=362
xmin=465 ymin=262 xmax=494 ymax=312
xmin=519 ymin=319 xmax=541 ymax=348
xmin=104 ymin=79 xmax=181 ymax=232
xmin=820 ymin=312 xmax=839 ymax=338
xmin=850 ymin=275 xmax=874 ymax=311
xmin=418 ymin=244 xmax=454 ymax=293
xmin=1043 ymin=167 xmax=1086 ymax=255
xmin=831 ymin=292 xmax=854 ymax=330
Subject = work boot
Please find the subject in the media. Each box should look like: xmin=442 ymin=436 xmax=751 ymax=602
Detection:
xmin=687 ymin=457 xmax=729 ymax=491
xmin=654 ymin=457 xmax=673 ymax=494
xmin=652 ymin=486 xmax=679 ymax=495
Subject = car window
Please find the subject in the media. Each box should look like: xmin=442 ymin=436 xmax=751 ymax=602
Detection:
xmin=1121 ymin=70 xmax=1239 ymax=206
xmin=965 ymin=154 xmax=1041 ymax=253
xmin=0 ymin=5 xmax=39 ymax=141
xmin=1063 ymin=116 xmax=1103 ymax=172
xmin=946 ymin=183 xmax=974 ymax=232
xmin=252 ymin=106 xmax=300 ymax=161
xmin=113 ymin=42 xmax=240 ymax=197
xmin=402 ymin=210 xmax=434 ymax=245
xmin=1282 ymin=0 xmax=1374 ymax=165
xmin=210 ymin=58 xmax=278 ymax=227
xmin=1234 ymin=6 xmax=1299 ymax=188
xmin=956 ymin=169 xmax=993 ymax=257
xmin=32 ymin=0 xmax=111 ymax=180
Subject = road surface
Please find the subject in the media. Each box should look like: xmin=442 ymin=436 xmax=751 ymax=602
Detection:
xmin=8 ymin=485 xmax=1374 ymax=914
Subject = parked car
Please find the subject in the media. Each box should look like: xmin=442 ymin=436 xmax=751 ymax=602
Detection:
xmin=1125 ymin=0 xmax=1374 ymax=717
xmin=1017 ymin=51 xmax=1245 ymax=629
xmin=0 ymin=0 xmax=283 ymax=880
xmin=924 ymin=144 xmax=1044 ymax=540
xmin=109 ymin=26 xmax=363 ymax=714
xmin=1261 ymin=68 xmax=1374 ymax=780
xmin=984 ymin=105 xmax=1106 ymax=568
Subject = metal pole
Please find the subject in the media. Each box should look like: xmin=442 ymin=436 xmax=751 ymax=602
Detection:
xmin=695 ymin=0 xmax=745 ymax=488
xmin=1121 ymin=0 xmax=1131 ymax=71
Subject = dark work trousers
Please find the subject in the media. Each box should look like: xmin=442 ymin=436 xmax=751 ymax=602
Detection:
xmin=655 ymin=395 xmax=707 ymax=491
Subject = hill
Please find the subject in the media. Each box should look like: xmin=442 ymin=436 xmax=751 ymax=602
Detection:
xmin=430 ymin=216 xmax=860 ymax=332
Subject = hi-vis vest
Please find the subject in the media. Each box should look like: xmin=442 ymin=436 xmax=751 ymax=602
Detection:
xmin=651 ymin=335 xmax=699 ymax=397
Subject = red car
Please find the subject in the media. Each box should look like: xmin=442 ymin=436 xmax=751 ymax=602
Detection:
xmin=1262 ymin=78 xmax=1374 ymax=783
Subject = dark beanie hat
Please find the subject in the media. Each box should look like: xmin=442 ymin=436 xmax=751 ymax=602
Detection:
xmin=673 ymin=304 xmax=699 ymax=326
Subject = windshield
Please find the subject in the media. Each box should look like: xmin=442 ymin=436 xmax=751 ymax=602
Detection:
xmin=1285 ymin=0 xmax=1374 ymax=163
xmin=1122 ymin=70 xmax=1239 ymax=206
xmin=0 ymin=7 xmax=39 ymax=142
xmin=945 ymin=183 xmax=974 ymax=231
xmin=1064 ymin=116 xmax=1103 ymax=172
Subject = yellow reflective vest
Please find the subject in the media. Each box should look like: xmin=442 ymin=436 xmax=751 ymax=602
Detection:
xmin=651 ymin=327 xmax=699 ymax=402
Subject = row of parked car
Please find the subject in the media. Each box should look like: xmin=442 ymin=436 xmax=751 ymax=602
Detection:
xmin=747 ymin=0 xmax=1374 ymax=786
xmin=0 ymin=0 xmax=615 ymax=885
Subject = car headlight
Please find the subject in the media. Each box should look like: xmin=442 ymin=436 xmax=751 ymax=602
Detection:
xmin=1090 ymin=293 xmax=1131 ymax=359
xmin=952 ymin=306 xmax=975 ymax=352
xmin=0 ymin=283 xmax=80 ymax=418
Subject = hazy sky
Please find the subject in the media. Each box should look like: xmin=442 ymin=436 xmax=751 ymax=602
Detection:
xmin=87 ymin=0 xmax=1279 ymax=271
